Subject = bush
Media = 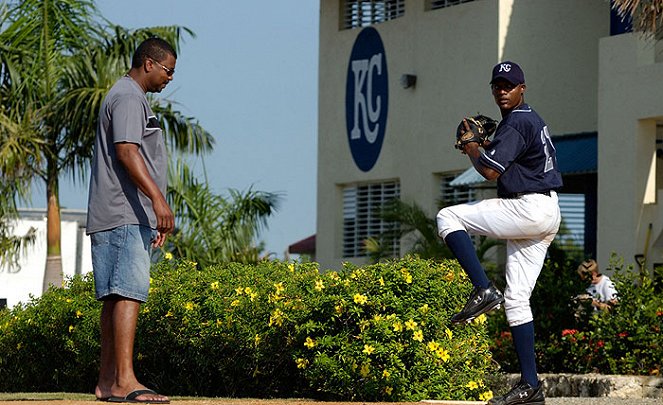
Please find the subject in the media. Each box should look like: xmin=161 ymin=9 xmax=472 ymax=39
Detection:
xmin=486 ymin=247 xmax=586 ymax=373
xmin=538 ymin=256 xmax=663 ymax=375
xmin=0 ymin=274 xmax=100 ymax=393
xmin=0 ymin=257 xmax=496 ymax=401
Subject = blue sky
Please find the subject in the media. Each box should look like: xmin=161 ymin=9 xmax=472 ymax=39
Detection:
xmin=32 ymin=0 xmax=320 ymax=257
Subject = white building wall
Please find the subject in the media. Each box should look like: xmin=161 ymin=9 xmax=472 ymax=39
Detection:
xmin=597 ymin=33 xmax=663 ymax=271
xmin=0 ymin=212 xmax=92 ymax=308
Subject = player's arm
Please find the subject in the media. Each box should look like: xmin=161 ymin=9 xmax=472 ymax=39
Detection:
xmin=462 ymin=142 xmax=500 ymax=181
xmin=115 ymin=142 xmax=174 ymax=246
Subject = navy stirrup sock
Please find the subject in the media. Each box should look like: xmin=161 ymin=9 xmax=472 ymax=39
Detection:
xmin=444 ymin=230 xmax=490 ymax=288
xmin=511 ymin=321 xmax=539 ymax=388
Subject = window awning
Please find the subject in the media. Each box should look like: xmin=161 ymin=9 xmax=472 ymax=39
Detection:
xmin=450 ymin=132 xmax=597 ymax=187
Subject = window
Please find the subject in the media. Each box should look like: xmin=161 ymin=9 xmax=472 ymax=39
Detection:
xmin=439 ymin=171 xmax=476 ymax=207
xmin=557 ymin=193 xmax=586 ymax=256
xmin=427 ymin=0 xmax=476 ymax=11
xmin=342 ymin=181 xmax=400 ymax=258
xmin=341 ymin=0 xmax=405 ymax=30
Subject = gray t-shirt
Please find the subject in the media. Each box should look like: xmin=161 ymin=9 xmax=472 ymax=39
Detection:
xmin=86 ymin=76 xmax=167 ymax=234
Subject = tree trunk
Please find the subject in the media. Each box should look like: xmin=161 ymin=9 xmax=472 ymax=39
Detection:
xmin=42 ymin=170 xmax=62 ymax=292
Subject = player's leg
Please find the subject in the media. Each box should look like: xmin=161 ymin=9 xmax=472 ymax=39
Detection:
xmin=488 ymin=237 xmax=552 ymax=405
xmin=437 ymin=199 xmax=507 ymax=323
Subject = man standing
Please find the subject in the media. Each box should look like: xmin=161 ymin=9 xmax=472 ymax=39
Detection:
xmin=87 ymin=37 xmax=176 ymax=404
xmin=437 ymin=61 xmax=562 ymax=405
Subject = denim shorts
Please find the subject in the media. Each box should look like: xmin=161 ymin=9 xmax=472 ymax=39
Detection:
xmin=90 ymin=224 xmax=157 ymax=303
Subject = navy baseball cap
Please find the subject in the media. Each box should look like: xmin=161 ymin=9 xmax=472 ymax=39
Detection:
xmin=490 ymin=61 xmax=525 ymax=85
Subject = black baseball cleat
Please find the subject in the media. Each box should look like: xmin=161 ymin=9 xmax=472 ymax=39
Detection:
xmin=488 ymin=380 xmax=545 ymax=405
xmin=450 ymin=282 xmax=504 ymax=324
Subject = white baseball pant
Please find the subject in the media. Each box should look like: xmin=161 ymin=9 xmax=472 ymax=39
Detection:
xmin=436 ymin=192 xmax=561 ymax=327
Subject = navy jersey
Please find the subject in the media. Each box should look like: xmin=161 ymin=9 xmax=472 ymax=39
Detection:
xmin=478 ymin=104 xmax=563 ymax=197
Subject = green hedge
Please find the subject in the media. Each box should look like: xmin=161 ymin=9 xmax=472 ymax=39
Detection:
xmin=0 ymin=257 xmax=496 ymax=402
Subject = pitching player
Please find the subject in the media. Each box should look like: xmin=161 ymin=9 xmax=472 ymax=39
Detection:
xmin=437 ymin=61 xmax=562 ymax=405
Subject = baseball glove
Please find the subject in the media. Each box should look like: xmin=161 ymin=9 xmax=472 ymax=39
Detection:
xmin=454 ymin=114 xmax=498 ymax=150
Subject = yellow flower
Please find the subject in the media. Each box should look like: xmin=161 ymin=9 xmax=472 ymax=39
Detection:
xmin=413 ymin=329 xmax=424 ymax=342
xmin=210 ymin=281 xmax=220 ymax=290
xmin=254 ymin=334 xmax=261 ymax=346
xmin=362 ymin=344 xmax=375 ymax=355
xmin=269 ymin=309 xmax=284 ymax=327
xmin=474 ymin=314 xmax=487 ymax=324
xmin=445 ymin=328 xmax=453 ymax=340
xmin=66 ymin=299 xmax=72 ymax=303
xmin=405 ymin=319 xmax=417 ymax=330
xmin=393 ymin=322 xmax=403 ymax=332
xmin=360 ymin=363 xmax=370 ymax=377
xmin=164 ymin=252 xmax=173 ymax=260
xmin=244 ymin=287 xmax=253 ymax=295
xmin=165 ymin=310 xmax=174 ymax=317
xmin=334 ymin=304 xmax=344 ymax=314
xmin=249 ymin=292 xmax=258 ymax=301
xmin=288 ymin=263 xmax=295 ymax=272
xmin=385 ymin=386 xmax=393 ymax=395
xmin=436 ymin=348 xmax=450 ymax=362
xmin=314 ymin=279 xmax=325 ymax=291
xmin=382 ymin=369 xmax=391 ymax=378
xmin=75 ymin=310 xmax=83 ymax=318
xmin=304 ymin=337 xmax=316 ymax=349
xmin=295 ymin=358 xmax=309 ymax=369
xmin=353 ymin=293 xmax=368 ymax=305
xmin=479 ymin=391 xmax=494 ymax=401
xmin=68 ymin=325 xmax=75 ymax=333
xmin=444 ymin=271 xmax=454 ymax=282
xmin=184 ymin=302 xmax=194 ymax=311
xmin=235 ymin=287 xmax=244 ymax=295
xmin=379 ymin=276 xmax=385 ymax=286
xmin=419 ymin=304 xmax=429 ymax=313
xmin=427 ymin=341 xmax=440 ymax=352
xmin=467 ymin=381 xmax=478 ymax=390
xmin=400 ymin=268 xmax=413 ymax=283
xmin=274 ymin=282 xmax=285 ymax=294
xmin=231 ymin=299 xmax=240 ymax=307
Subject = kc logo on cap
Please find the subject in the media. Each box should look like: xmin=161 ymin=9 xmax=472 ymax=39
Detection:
xmin=490 ymin=60 xmax=524 ymax=85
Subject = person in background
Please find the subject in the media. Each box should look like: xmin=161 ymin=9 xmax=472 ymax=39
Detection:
xmin=577 ymin=259 xmax=618 ymax=311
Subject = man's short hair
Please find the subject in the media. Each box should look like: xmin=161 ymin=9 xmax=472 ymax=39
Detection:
xmin=132 ymin=37 xmax=177 ymax=69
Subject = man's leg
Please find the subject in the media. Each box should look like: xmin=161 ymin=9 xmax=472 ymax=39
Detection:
xmin=95 ymin=300 xmax=116 ymax=400
xmin=110 ymin=298 xmax=169 ymax=403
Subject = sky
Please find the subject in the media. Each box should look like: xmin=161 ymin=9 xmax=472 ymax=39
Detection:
xmin=31 ymin=0 xmax=320 ymax=258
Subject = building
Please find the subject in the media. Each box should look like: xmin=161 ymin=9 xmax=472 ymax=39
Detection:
xmin=0 ymin=209 xmax=92 ymax=308
xmin=316 ymin=0 xmax=663 ymax=274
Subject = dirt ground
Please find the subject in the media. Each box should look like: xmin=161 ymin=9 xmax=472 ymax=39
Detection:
xmin=0 ymin=394 xmax=661 ymax=405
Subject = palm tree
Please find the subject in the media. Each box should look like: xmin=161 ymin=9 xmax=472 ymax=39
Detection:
xmin=165 ymin=159 xmax=280 ymax=267
xmin=0 ymin=0 xmax=213 ymax=291
xmin=612 ymin=0 xmax=663 ymax=36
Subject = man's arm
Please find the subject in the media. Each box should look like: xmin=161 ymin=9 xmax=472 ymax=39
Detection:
xmin=461 ymin=142 xmax=500 ymax=181
xmin=115 ymin=142 xmax=174 ymax=247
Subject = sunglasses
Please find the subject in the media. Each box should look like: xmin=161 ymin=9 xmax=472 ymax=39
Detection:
xmin=149 ymin=58 xmax=175 ymax=76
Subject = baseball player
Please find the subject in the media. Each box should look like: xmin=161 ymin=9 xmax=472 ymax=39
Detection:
xmin=437 ymin=61 xmax=563 ymax=405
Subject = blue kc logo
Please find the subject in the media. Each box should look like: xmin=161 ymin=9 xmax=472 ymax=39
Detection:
xmin=345 ymin=27 xmax=388 ymax=172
